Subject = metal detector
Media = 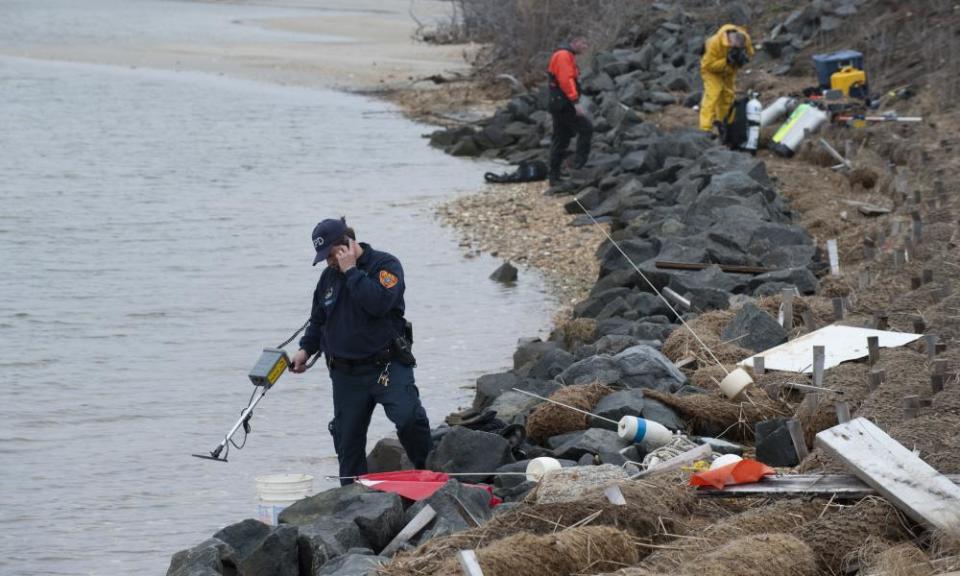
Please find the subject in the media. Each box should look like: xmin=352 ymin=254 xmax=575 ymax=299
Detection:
xmin=192 ymin=321 xmax=320 ymax=462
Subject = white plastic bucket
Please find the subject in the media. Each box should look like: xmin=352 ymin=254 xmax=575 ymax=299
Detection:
xmin=719 ymin=367 xmax=754 ymax=401
xmin=525 ymin=457 xmax=562 ymax=482
xmin=255 ymin=473 xmax=313 ymax=525
xmin=710 ymin=453 xmax=743 ymax=470
xmin=617 ymin=416 xmax=673 ymax=450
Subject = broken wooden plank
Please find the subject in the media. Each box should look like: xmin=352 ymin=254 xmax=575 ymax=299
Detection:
xmin=835 ymin=402 xmax=851 ymax=423
xmin=782 ymin=381 xmax=841 ymax=395
xmin=662 ymin=286 xmax=690 ymax=309
xmin=786 ymin=418 xmax=809 ymax=462
xmin=458 ymin=550 xmax=484 ymax=576
xmin=654 ymin=260 xmax=772 ymax=274
xmin=856 ymin=203 xmax=892 ymax=216
xmin=380 ymin=504 xmax=436 ymax=557
xmin=816 ymin=417 xmax=960 ymax=534
xmin=604 ymin=485 xmax=627 ymax=506
xmin=781 ymin=288 xmax=795 ymax=331
xmin=697 ymin=474 xmax=960 ymax=498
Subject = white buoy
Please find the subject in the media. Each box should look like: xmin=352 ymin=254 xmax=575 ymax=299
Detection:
xmin=525 ymin=457 xmax=562 ymax=482
xmin=710 ymin=453 xmax=744 ymax=470
xmin=719 ymin=367 xmax=754 ymax=401
xmin=617 ymin=416 xmax=673 ymax=450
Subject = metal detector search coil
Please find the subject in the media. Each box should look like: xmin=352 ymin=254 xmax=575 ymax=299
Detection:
xmin=193 ymin=320 xmax=319 ymax=463
xmin=248 ymin=348 xmax=290 ymax=388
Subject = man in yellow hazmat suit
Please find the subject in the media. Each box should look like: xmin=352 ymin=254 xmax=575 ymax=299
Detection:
xmin=699 ymin=24 xmax=754 ymax=132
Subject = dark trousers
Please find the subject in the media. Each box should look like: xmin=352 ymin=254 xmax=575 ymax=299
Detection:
xmin=328 ymin=361 xmax=431 ymax=485
xmin=549 ymin=106 xmax=593 ymax=179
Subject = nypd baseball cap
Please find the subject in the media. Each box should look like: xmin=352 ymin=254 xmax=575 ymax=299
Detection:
xmin=312 ymin=218 xmax=347 ymax=265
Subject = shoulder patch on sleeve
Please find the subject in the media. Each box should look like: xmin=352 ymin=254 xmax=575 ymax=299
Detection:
xmin=379 ymin=270 xmax=399 ymax=289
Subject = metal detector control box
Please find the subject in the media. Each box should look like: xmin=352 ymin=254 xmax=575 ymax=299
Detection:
xmin=248 ymin=348 xmax=290 ymax=388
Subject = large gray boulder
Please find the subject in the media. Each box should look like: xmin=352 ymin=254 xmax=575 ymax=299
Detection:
xmin=233 ymin=525 xmax=299 ymax=576
xmin=297 ymin=519 xmax=370 ymax=575
xmin=166 ymin=538 xmax=234 ymax=576
xmin=366 ymin=437 xmax=412 ymax=474
xmin=614 ymin=345 xmax=687 ymax=391
xmin=721 ymin=303 xmax=788 ymax=353
xmin=473 ymin=371 xmax=521 ymax=409
xmin=205 ymin=520 xmax=299 ymax=576
xmin=426 ymin=426 xmax=515 ymax=481
xmin=593 ymin=388 xmax=646 ymax=424
xmin=574 ymin=334 xmax=653 ymax=360
xmin=513 ymin=339 xmax=557 ymax=371
xmin=486 ymin=380 xmax=562 ymax=424
xmin=557 ymin=355 xmax=622 ymax=386
xmin=748 ymin=268 xmax=819 ymax=295
xmin=643 ymin=398 xmax=683 ymax=430
xmin=669 ymin=264 xmax=750 ymax=295
xmin=404 ymin=480 xmax=494 ymax=543
xmin=525 ymin=347 xmax=576 ymax=380
xmin=212 ymin=519 xmax=271 ymax=564
xmin=551 ymin=428 xmax=626 ymax=460
xmin=278 ymin=483 xmax=404 ymax=553
xmin=317 ymin=553 xmax=388 ymax=576
xmin=556 ymin=345 xmax=685 ymax=392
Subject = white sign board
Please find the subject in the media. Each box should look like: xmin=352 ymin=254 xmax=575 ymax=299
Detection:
xmin=739 ymin=325 xmax=921 ymax=373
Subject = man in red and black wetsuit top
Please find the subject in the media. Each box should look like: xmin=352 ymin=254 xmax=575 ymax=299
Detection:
xmin=547 ymin=35 xmax=592 ymax=187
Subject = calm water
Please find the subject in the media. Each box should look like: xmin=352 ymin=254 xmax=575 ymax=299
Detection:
xmin=0 ymin=2 xmax=553 ymax=574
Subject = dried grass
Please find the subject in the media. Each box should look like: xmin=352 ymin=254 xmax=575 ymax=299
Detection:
xmin=451 ymin=525 xmax=638 ymax=576
xmin=662 ymin=310 xmax=750 ymax=366
xmin=639 ymin=499 xmax=822 ymax=574
xmin=755 ymin=294 xmax=836 ymax=333
xmin=861 ymin=541 xmax=934 ymax=576
xmin=889 ymin=413 xmax=960 ymax=474
xmin=857 ymin=348 xmax=933 ymax=429
xmin=643 ymin=388 xmax=790 ymax=441
xmin=562 ymin=317 xmax=599 ymax=350
xmin=525 ymin=382 xmax=613 ymax=444
xmin=795 ymin=497 xmax=912 ymax=573
xmin=794 ymin=363 xmax=871 ymax=446
xmin=693 ymin=534 xmax=818 ymax=576
xmin=610 ymin=533 xmax=818 ymax=576
xmin=381 ymin=478 xmax=696 ymax=576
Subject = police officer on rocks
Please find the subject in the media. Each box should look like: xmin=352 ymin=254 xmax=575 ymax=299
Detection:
xmin=291 ymin=217 xmax=431 ymax=485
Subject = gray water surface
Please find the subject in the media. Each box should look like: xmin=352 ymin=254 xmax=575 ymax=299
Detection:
xmin=0 ymin=3 xmax=553 ymax=575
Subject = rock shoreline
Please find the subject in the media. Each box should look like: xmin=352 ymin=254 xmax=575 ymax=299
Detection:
xmin=168 ymin=1 xmax=960 ymax=574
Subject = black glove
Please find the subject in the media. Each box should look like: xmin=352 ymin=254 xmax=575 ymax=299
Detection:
xmin=727 ymin=47 xmax=749 ymax=68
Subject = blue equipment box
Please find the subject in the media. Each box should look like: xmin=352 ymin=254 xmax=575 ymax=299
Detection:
xmin=812 ymin=50 xmax=864 ymax=88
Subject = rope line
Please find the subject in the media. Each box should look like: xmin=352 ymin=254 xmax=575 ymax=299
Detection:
xmin=573 ymin=197 xmax=730 ymax=375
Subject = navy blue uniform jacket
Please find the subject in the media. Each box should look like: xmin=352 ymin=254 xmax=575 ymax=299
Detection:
xmin=299 ymin=243 xmax=406 ymax=360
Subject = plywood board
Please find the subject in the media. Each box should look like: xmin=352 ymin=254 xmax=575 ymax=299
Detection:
xmin=816 ymin=418 xmax=960 ymax=535
xmin=697 ymin=474 xmax=960 ymax=498
xmin=738 ymin=325 xmax=920 ymax=373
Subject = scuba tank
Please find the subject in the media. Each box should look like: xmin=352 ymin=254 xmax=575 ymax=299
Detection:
xmin=760 ymin=96 xmax=797 ymax=128
xmin=771 ymin=103 xmax=829 ymax=157
xmin=743 ymin=92 xmax=762 ymax=155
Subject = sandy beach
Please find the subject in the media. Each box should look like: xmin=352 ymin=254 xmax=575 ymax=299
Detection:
xmin=1 ymin=0 xmax=478 ymax=91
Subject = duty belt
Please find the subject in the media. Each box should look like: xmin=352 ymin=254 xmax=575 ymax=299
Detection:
xmin=327 ymin=349 xmax=392 ymax=370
